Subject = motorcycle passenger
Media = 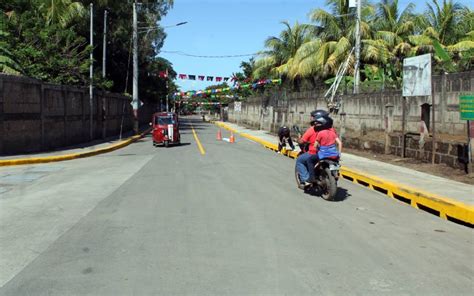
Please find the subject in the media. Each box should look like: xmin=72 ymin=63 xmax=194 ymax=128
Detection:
xmin=277 ymin=125 xmax=295 ymax=153
xmin=313 ymin=117 xmax=342 ymax=160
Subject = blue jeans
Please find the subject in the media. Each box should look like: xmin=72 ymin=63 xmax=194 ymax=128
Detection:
xmin=306 ymin=154 xmax=319 ymax=182
xmin=296 ymin=152 xmax=313 ymax=183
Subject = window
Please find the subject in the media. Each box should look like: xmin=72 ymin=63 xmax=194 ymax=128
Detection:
xmin=156 ymin=117 xmax=175 ymax=125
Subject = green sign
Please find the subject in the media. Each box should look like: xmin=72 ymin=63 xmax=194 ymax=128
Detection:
xmin=460 ymin=95 xmax=474 ymax=120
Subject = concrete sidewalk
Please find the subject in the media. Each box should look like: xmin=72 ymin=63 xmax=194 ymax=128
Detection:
xmin=0 ymin=129 xmax=150 ymax=166
xmin=215 ymin=121 xmax=474 ymax=226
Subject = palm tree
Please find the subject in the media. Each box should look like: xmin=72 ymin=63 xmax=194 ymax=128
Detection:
xmin=417 ymin=0 xmax=465 ymax=45
xmin=289 ymin=0 xmax=374 ymax=80
xmin=361 ymin=0 xmax=417 ymax=82
xmin=253 ymin=21 xmax=312 ymax=80
xmin=369 ymin=0 xmax=415 ymax=59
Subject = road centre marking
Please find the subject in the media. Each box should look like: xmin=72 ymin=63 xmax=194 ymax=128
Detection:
xmin=191 ymin=124 xmax=206 ymax=155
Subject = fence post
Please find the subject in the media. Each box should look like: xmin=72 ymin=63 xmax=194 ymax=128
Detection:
xmin=40 ymin=83 xmax=45 ymax=150
xmin=440 ymin=72 xmax=447 ymax=135
xmin=63 ymin=87 xmax=68 ymax=146
xmin=401 ymin=97 xmax=407 ymax=158
xmin=0 ymin=77 xmax=4 ymax=154
xmin=384 ymin=104 xmax=394 ymax=154
xmin=81 ymin=90 xmax=86 ymax=141
xmin=102 ymin=95 xmax=107 ymax=139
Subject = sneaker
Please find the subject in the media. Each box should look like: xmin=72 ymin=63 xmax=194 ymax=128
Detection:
xmin=304 ymin=181 xmax=312 ymax=187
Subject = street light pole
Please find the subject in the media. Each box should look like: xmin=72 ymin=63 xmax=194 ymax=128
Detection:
xmin=89 ymin=3 xmax=94 ymax=140
xmin=102 ymin=10 xmax=107 ymax=78
xmin=354 ymin=0 xmax=361 ymax=94
xmin=132 ymin=11 xmax=186 ymax=118
xmin=132 ymin=1 xmax=139 ymax=134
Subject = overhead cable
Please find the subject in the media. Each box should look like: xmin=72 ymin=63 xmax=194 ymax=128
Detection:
xmin=161 ymin=50 xmax=259 ymax=58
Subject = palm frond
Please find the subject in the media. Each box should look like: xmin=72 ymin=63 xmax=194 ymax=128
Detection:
xmin=447 ymin=40 xmax=474 ymax=51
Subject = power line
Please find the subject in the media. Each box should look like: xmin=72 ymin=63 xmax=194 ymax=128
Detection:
xmin=161 ymin=50 xmax=259 ymax=58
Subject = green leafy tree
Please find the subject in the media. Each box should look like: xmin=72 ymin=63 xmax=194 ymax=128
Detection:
xmin=0 ymin=30 xmax=22 ymax=74
xmin=38 ymin=0 xmax=85 ymax=28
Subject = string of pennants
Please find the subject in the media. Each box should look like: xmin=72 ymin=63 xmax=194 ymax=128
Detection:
xmin=173 ymin=78 xmax=282 ymax=98
xmin=177 ymin=74 xmax=232 ymax=82
xmin=178 ymin=101 xmax=224 ymax=105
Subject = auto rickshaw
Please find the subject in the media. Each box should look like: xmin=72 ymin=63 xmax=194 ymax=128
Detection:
xmin=151 ymin=112 xmax=180 ymax=147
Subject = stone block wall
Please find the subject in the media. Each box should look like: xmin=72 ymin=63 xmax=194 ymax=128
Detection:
xmin=0 ymin=74 xmax=143 ymax=155
xmin=226 ymin=71 xmax=473 ymax=170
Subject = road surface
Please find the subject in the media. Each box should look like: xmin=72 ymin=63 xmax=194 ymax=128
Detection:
xmin=0 ymin=117 xmax=472 ymax=295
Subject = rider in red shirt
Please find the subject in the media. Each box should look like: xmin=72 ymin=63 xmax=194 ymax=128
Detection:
xmin=296 ymin=110 xmax=330 ymax=186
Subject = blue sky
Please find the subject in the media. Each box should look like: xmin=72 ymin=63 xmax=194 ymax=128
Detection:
xmin=160 ymin=0 xmax=473 ymax=92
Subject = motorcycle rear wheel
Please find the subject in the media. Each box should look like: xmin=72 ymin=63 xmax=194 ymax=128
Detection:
xmin=321 ymin=168 xmax=337 ymax=201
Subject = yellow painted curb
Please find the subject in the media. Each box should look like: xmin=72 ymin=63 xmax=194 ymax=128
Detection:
xmin=0 ymin=129 xmax=151 ymax=167
xmin=214 ymin=121 xmax=474 ymax=228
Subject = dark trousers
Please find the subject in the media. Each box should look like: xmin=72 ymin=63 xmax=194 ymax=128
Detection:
xmin=278 ymin=136 xmax=295 ymax=151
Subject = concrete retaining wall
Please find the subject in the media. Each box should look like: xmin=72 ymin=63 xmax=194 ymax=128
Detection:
xmin=0 ymin=74 xmax=151 ymax=155
xmin=226 ymin=71 xmax=473 ymax=170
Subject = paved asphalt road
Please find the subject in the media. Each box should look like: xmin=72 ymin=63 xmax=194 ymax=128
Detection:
xmin=0 ymin=117 xmax=472 ymax=295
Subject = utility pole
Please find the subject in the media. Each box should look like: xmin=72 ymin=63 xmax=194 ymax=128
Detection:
xmin=132 ymin=1 xmax=139 ymax=134
xmin=165 ymin=68 xmax=169 ymax=112
xmin=89 ymin=3 xmax=94 ymax=140
xmin=166 ymin=82 xmax=169 ymax=112
xmin=354 ymin=0 xmax=361 ymax=94
xmin=102 ymin=10 xmax=107 ymax=78
xmin=101 ymin=9 xmax=108 ymax=139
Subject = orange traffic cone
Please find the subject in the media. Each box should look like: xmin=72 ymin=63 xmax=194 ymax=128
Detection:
xmin=229 ymin=132 xmax=235 ymax=143
xmin=216 ymin=129 xmax=222 ymax=141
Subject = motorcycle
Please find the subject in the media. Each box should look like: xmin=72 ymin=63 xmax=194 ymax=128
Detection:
xmin=293 ymin=125 xmax=340 ymax=201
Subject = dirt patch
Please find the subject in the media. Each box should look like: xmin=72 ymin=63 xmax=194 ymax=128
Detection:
xmin=345 ymin=148 xmax=474 ymax=185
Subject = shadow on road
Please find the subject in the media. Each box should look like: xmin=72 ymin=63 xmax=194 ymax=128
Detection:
xmin=152 ymin=143 xmax=191 ymax=148
xmin=179 ymin=122 xmax=208 ymax=131
xmin=305 ymin=186 xmax=351 ymax=202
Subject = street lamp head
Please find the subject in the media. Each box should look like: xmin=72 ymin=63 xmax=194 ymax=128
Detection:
xmin=176 ymin=22 xmax=188 ymax=26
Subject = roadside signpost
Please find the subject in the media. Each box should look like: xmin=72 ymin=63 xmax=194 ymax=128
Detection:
xmin=234 ymin=101 xmax=242 ymax=112
xmin=460 ymin=95 xmax=474 ymax=174
xmin=402 ymin=54 xmax=433 ymax=160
